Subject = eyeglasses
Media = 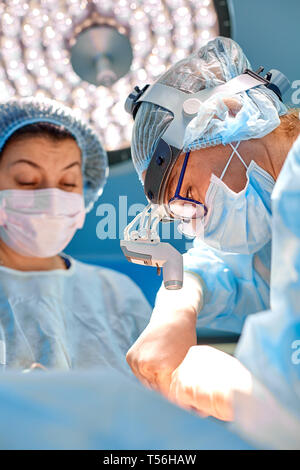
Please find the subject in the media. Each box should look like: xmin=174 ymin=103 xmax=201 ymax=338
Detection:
xmin=168 ymin=150 xmax=208 ymax=220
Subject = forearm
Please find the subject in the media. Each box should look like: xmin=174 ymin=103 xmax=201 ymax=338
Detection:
xmin=126 ymin=274 xmax=201 ymax=394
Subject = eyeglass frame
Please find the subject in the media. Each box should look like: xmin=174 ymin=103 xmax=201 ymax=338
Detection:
xmin=168 ymin=149 xmax=208 ymax=220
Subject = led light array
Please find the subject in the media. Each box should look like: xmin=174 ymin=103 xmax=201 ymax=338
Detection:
xmin=0 ymin=0 xmax=219 ymax=151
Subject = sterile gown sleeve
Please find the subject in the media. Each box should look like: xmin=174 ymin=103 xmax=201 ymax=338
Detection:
xmin=183 ymin=239 xmax=271 ymax=333
xmin=234 ymin=135 xmax=300 ymax=431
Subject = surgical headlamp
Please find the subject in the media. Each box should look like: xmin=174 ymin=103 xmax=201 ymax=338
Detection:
xmin=121 ymin=66 xmax=290 ymax=290
xmin=125 ymin=66 xmax=290 ymax=208
xmin=120 ymin=203 xmax=183 ymax=290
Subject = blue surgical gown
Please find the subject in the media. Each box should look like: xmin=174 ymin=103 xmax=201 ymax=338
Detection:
xmin=0 ymin=256 xmax=151 ymax=373
xmin=183 ymin=134 xmax=300 ymax=431
xmin=184 ymin=240 xmax=271 ymax=333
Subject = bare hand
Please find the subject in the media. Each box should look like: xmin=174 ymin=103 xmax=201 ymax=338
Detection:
xmin=126 ymin=309 xmax=197 ymax=396
xmin=169 ymin=345 xmax=253 ymax=421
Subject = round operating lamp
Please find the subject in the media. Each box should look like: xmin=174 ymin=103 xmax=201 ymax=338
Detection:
xmin=0 ymin=0 xmax=231 ymax=162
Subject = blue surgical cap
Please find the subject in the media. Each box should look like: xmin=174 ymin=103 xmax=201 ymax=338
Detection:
xmin=0 ymin=97 xmax=108 ymax=212
xmin=131 ymin=36 xmax=287 ymax=182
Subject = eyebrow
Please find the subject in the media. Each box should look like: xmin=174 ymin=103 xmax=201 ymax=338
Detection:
xmin=62 ymin=161 xmax=81 ymax=171
xmin=9 ymin=159 xmax=81 ymax=171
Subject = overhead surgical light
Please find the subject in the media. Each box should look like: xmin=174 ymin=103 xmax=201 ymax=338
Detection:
xmin=0 ymin=0 xmax=224 ymax=154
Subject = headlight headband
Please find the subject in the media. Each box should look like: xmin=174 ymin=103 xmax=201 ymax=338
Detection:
xmin=126 ymin=67 xmax=290 ymax=207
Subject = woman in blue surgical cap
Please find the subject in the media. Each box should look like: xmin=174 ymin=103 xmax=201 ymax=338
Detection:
xmin=126 ymin=36 xmax=300 ymax=438
xmin=0 ymin=97 xmax=150 ymax=373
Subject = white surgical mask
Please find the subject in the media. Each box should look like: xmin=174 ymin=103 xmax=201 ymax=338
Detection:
xmin=0 ymin=188 xmax=85 ymax=258
xmin=178 ymin=142 xmax=275 ymax=254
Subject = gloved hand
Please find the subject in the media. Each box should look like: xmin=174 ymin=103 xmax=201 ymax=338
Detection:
xmin=169 ymin=345 xmax=253 ymax=421
xmin=126 ymin=307 xmax=198 ymax=397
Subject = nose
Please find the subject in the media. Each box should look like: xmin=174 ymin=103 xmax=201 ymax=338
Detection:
xmin=38 ymin=175 xmax=59 ymax=190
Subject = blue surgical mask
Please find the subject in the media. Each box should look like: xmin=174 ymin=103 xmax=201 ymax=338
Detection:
xmin=178 ymin=143 xmax=275 ymax=254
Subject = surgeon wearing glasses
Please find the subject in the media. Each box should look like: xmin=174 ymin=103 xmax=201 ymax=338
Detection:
xmin=125 ymin=36 xmax=300 ymax=438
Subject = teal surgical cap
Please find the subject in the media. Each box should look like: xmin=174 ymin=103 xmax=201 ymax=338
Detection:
xmin=131 ymin=36 xmax=287 ymax=182
xmin=0 ymin=97 xmax=108 ymax=212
